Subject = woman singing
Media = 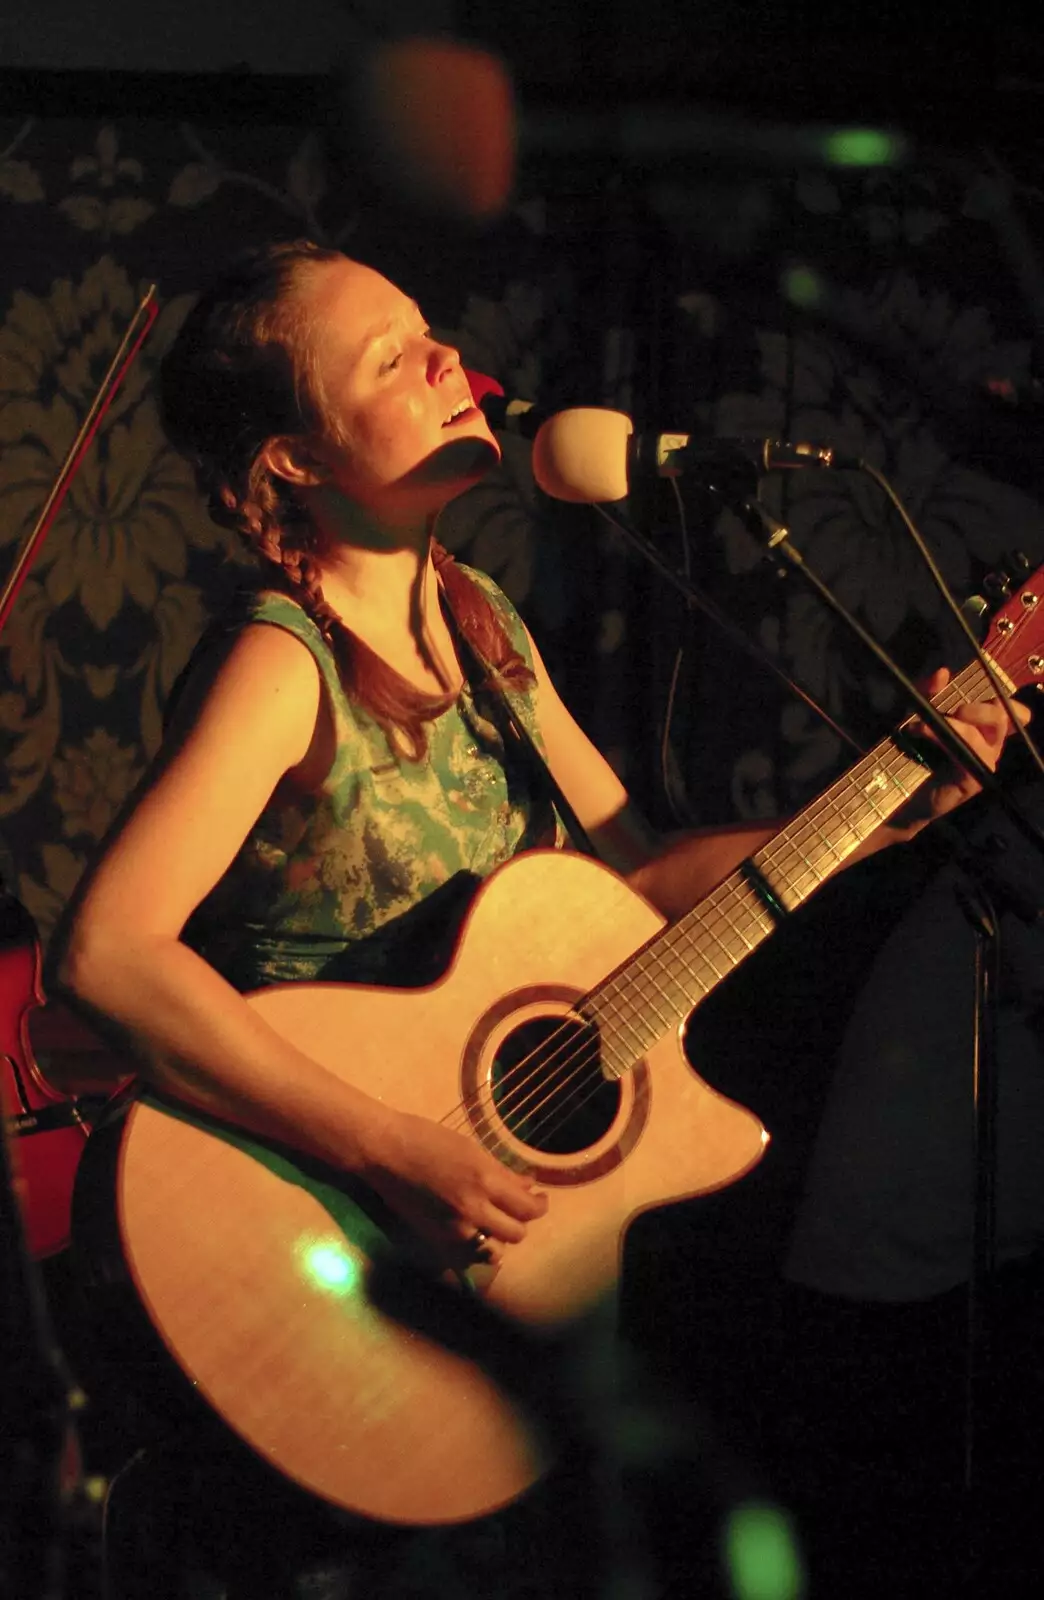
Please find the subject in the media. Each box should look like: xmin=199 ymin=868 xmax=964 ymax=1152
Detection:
xmin=52 ymin=237 xmax=1022 ymax=1597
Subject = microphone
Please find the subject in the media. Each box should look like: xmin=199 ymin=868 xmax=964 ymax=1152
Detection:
xmin=463 ymin=373 xmax=550 ymax=441
xmin=463 ymin=373 xmax=622 ymax=445
xmin=529 ymin=407 xmax=861 ymax=504
xmin=636 ymin=433 xmax=857 ymax=475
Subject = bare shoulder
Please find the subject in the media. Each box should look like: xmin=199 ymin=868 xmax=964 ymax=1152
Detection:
xmin=57 ymin=622 xmax=326 ymax=947
xmin=166 ymin=619 xmax=323 ymax=767
xmin=120 ymin=618 xmax=324 ymax=881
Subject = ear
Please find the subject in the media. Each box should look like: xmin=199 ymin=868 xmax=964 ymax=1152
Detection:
xmin=260 ymin=435 xmax=331 ymax=488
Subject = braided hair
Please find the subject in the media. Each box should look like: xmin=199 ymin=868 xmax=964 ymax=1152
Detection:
xmin=159 ymin=239 xmax=533 ymax=759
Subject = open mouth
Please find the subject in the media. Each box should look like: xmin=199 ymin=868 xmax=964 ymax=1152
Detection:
xmin=442 ymin=401 xmax=481 ymax=427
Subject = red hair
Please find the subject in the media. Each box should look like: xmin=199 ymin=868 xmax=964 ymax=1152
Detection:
xmin=317 ymin=538 xmax=534 ymax=761
xmin=159 ymin=240 xmax=533 ymax=760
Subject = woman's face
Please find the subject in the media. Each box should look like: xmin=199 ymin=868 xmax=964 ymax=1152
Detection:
xmin=303 ymin=256 xmax=499 ymax=519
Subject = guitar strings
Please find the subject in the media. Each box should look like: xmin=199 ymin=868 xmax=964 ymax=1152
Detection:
xmin=447 ymin=673 xmax=981 ymax=1153
xmin=441 ymin=663 xmax=990 ymax=1157
xmin=437 ymin=770 xmax=897 ymax=1155
xmin=445 ymin=732 xmax=932 ymax=1155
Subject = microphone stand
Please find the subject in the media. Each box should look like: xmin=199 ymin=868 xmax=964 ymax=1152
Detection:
xmin=952 ymin=870 xmax=999 ymax=1526
xmin=591 ymin=502 xmax=867 ymax=758
xmin=596 ymin=489 xmax=1044 ymax=839
xmin=725 ymin=493 xmax=1044 ymax=859
xmin=940 ymin=812 xmax=1044 ymax=1577
xmin=600 ymin=482 xmax=1044 ymax=1586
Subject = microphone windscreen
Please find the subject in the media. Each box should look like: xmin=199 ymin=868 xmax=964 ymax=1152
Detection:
xmin=531 ymin=409 xmax=634 ymax=503
xmin=353 ymin=38 xmax=516 ymax=222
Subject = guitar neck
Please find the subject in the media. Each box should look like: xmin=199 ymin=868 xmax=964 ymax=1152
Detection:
xmin=586 ymin=654 xmax=1002 ymax=1077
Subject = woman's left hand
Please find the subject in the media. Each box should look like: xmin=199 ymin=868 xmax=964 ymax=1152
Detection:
xmin=892 ymin=667 xmax=1031 ymax=835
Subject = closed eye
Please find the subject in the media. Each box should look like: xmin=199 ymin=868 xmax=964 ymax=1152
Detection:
xmin=378 ymin=328 xmax=434 ymax=375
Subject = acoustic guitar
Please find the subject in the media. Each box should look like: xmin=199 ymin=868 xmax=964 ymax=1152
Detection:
xmin=73 ymin=568 xmax=1044 ymax=1526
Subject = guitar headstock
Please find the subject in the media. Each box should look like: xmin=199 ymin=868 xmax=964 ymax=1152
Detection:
xmin=981 ymin=563 xmax=1044 ymax=695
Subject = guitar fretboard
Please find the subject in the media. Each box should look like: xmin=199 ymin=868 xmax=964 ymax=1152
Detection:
xmin=584 ymin=656 xmax=1001 ymax=1079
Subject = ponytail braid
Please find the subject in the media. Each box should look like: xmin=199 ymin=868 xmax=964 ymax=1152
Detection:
xmin=160 ymin=239 xmax=533 ymax=760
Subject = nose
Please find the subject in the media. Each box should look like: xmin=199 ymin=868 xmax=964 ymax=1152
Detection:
xmin=427 ymin=338 xmax=460 ymax=385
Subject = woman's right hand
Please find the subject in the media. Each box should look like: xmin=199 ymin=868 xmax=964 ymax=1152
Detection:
xmin=361 ymin=1108 xmax=548 ymax=1271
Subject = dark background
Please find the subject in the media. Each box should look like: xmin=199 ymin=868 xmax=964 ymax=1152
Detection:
xmin=3 ymin=5 xmax=1044 ymax=935
xmin=3 ymin=6 xmax=1044 ymax=1596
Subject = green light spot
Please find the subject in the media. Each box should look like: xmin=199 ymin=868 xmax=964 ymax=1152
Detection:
xmin=782 ymin=266 xmax=822 ymax=308
xmin=723 ymin=1502 xmax=805 ymax=1600
xmin=823 ymin=128 xmax=903 ymax=167
xmin=300 ymin=1240 xmax=363 ymax=1298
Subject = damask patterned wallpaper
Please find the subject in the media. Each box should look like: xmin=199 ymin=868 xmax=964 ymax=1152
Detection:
xmin=0 ymin=107 xmax=320 ymax=943
xmin=627 ymin=147 xmax=1044 ymax=828
xmin=0 ymin=89 xmax=582 ymax=948
xmin=2 ymin=76 xmax=1044 ymax=956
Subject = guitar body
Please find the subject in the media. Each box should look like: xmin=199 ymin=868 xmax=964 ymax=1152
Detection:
xmin=78 ymin=850 xmax=767 ymax=1526
xmin=71 ymin=563 xmax=1044 ymax=1527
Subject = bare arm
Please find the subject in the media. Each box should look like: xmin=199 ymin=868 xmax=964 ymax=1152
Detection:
xmin=52 ymin=624 xmax=545 ymax=1263
xmin=526 ymin=634 xmax=1025 ymax=924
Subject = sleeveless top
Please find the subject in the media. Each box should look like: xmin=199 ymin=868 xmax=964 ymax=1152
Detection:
xmin=182 ymin=567 xmax=565 ymax=993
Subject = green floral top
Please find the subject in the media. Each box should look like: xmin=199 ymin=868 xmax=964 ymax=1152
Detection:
xmin=183 ymin=568 xmax=564 ymax=992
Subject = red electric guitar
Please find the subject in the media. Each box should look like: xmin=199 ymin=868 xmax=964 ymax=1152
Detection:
xmin=0 ymin=890 xmax=93 ymax=1258
xmin=0 ymin=286 xmax=156 ymax=1260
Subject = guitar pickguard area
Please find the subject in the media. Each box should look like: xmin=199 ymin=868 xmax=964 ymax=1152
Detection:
xmin=459 ymin=984 xmax=650 ymax=1188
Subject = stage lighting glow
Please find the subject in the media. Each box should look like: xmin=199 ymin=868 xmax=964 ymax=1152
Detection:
xmin=781 ymin=266 xmax=823 ymax=308
xmin=723 ymin=1502 xmax=805 ymax=1600
xmin=299 ymin=1238 xmax=363 ymax=1298
xmin=823 ymin=128 xmax=905 ymax=167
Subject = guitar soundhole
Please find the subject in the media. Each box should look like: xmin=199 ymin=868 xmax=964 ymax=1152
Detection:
xmin=491 ymin=1015 xmax=619 ymax=1155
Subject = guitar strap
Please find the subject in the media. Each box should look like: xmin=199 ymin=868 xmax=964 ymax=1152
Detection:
xmin=173 ymin=580 xmax=597 ymax=858
xmin=442 ymin=591 xmax=599 ymax=860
